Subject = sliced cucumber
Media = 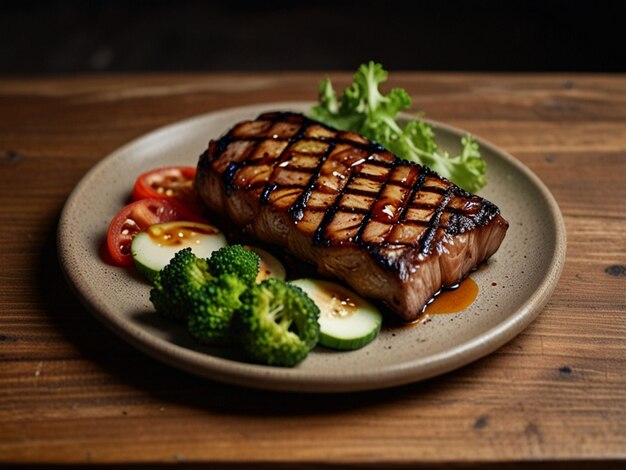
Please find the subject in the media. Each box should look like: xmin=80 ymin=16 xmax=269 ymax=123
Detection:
xmin=244 ymin=245 xmax=286 ymax=282
xmin=131 ymin=221 xmax=228 ymax=282
xmin=291 ymin=278 xmax=382 ymax=350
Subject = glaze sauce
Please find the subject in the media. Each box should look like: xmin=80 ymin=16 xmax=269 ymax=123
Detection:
xmin=327 ymin=293 xmax=358 ymax=318
xmin=313 ymin=283 xmax=360 ymax=319
xmin=146 ymin=222 xmax=218 ymax=247
xmin=424 ymin=277 xmax=479 ymax=314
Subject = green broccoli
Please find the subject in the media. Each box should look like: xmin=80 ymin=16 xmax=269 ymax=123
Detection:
xmin=150 ymin=248 xmax=213 ymax=321
xmin=187 ymin=273 xmax=248 ymax=345
xmin=207 ymin=244 xmax=260 ymax=284
xmin=150 ymin=246 xmax=258 ymax=343
xmin=236 ymin=278 xmax=320 ymax=367
xmin=150 ymin=246 xmax=321 ymax=365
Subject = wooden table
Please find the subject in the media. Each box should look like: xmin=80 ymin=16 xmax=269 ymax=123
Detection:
xmin=1 ymin=73 xmax=625 ymax=467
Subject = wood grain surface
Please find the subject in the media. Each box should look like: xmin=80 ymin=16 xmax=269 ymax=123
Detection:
xmin=0 ymin=73 xmax=625 ymax=467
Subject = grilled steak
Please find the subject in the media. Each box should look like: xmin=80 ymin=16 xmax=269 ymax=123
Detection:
xmin=196 ymin=112 xmax=508 ymax=321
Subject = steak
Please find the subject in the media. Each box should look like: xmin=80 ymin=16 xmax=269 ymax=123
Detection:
xmin=196 ymin=112 xmax=508 ymax=321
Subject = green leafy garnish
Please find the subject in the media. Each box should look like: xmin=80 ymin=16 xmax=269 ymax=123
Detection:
xmin=309 ymin=61 xmax=487 ymax=193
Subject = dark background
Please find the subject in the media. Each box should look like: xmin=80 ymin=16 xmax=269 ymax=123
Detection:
xmin=1 ymin=0 xmax=625 ymax=74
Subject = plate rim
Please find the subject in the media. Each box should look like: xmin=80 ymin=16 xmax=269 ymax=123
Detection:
xmin=57 ymin=101 xmax=566 ymax=393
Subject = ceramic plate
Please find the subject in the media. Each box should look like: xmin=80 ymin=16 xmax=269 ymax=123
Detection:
xmin=57 ymin=102 xmax=566 ymax=392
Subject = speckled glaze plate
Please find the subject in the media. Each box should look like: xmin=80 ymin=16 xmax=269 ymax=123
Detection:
xmin=58 ymin=102 xmax=566 ymax=392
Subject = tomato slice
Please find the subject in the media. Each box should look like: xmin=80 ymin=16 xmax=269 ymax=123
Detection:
xmin=106 ymin=198 xmax=203 ymax=266
xmin=131 ymin=166 xmax=197 ymax=205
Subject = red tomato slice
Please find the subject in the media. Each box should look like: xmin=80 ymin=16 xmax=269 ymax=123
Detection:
xmin=106 ymin=198 xmax=203 ymax=266
xmin=131 ymin=166 xmax=197 ymax=205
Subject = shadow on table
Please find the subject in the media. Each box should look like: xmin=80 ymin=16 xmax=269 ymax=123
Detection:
xmin=40 ymin=215 xmax=480 ymax=417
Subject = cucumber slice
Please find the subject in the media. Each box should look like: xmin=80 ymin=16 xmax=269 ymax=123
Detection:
xmin=244 ymin=245 xmax=286 ymax=282
xmin=131 ymin=221 xmax=228 ymax=282
xmin=291 ymin=278 xmax=382 ymax=350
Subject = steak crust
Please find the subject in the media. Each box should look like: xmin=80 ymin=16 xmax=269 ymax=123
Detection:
xmin=196 ymin=112 xmax=508 ymax=321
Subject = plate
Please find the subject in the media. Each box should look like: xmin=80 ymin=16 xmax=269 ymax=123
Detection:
xmin=57 ymin=102 xmax=566 ymax=392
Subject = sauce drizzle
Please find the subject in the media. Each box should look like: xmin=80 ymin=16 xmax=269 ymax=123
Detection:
xmin=424 ymin=277 xmax=478 ymax=314
xmin=310 ymin=282 xmax=361 ymax=319
xmin=147 ymin=222 xmax=218 ymax=247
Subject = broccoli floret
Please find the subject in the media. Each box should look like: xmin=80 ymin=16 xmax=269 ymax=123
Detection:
xmin=207 ymin=244 xmax=260 ymax=284
xmin=149 ymin=248 xmax=212 ymax=321
xmin=236 ymin=278 xmax=320 ymax=367
xmin=187 ymin=274 xmax=248 ymax=345
xmin=150 ymin=246 xmax=319 ymax=366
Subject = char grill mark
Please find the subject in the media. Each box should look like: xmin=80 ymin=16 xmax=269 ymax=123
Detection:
xmin=394 ymin=165 xmax=429 ymax=226
xmin=313 ymin=169 xmax=359 ymax=247
xmin=207 ymin=112 xmax=501 ymax=273
xmin=419 ymin=186 xmax=454 ymax=255
xmin=351 ymin=159 xmax=401 ymax=248
xmin=260 ymin=118 xmax=310 ymax=204
xmin=288 ymin=141 xmax=336 ymax=221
